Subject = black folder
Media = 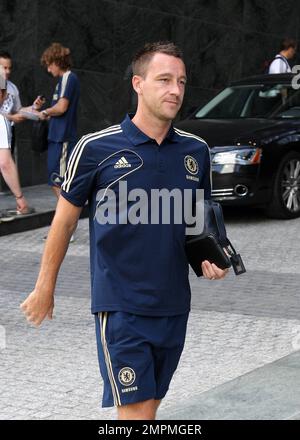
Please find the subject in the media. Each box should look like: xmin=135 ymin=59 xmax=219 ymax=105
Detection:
xmin=185 ymin=233 xmax=231 ymax=277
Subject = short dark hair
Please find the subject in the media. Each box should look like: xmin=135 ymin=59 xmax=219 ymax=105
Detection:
xmin=0 ymin=51 xmax=11 ymax=60
xmin=41 ymin=43 xmax=72 ymax=70
xmin=280 ymin=37 xmax=297 ymax=51
xmin=132 ymin=41 xmax=184 ymax=77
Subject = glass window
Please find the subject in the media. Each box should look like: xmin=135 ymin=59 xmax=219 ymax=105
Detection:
xmin=194 ymin=84 xmax=300 ymax=119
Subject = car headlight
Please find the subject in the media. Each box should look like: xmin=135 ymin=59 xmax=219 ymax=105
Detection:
xmin=211 ymin=147 xmax=262 ymax=165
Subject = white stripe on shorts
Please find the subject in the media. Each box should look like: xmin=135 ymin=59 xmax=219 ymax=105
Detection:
xmin=59 ymin=142 xmax=68 ymax=177
xmin=99 ymin=312 xmax=121 ymax=406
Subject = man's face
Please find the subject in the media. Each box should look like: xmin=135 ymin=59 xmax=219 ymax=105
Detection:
xmin=287 ymin=46 xmax=297 ymax=59
xmin=47 ymin=62 xmax=61 ymax=77
xmin=0 ymin=57 xmax=12 ymax=80
xmin=134 ymin=53 xmax=187 ymax=122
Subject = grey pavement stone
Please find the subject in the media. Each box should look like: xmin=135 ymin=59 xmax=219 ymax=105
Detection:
xmin=162 ymin=350 xmax=300 ymax=420
xmin=190 ymin=271 xmax=300 ymax=320
xmin=287 ymin=412 xmax=300 ymax=420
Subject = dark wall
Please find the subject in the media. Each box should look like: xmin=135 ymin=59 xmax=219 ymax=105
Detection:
xmin=0 ymin=0 xmax=299 ymax=187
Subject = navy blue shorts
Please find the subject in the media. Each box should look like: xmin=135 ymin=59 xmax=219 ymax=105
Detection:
xmin=47 ymin=140 xmax=76 ymax=187
xmin=94 ymin=311 xmax=189 ymax=408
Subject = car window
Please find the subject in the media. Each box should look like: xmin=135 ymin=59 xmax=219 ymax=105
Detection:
xmin=194 ymin=84 xmax=300 ymax=119
xmin=244 ymin=86 xmax=284 ymax=118
xmin=195 ymin=87 xmax=254 ymax=119
xmin=274 ymin=88 xmax=300 ymax=118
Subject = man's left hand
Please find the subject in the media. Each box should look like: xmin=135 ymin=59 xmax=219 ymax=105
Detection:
xmin=38 ymin=111 xmax=50 ymax=120
xmin=201 ymin=260 xmax=229 ymax=280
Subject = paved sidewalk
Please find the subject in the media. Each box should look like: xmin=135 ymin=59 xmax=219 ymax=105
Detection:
xmin=1 ymin=210 xmax=300 ymax=419
xmin=0 ymin=185 xmax=57 ymax=236
xmin=0 ymin=184 xmax=88 ymax=236
xmin=0 ymin=184 xmax=57 ymax=213
xmin=163 ymin=350 xmax=300 ymax=420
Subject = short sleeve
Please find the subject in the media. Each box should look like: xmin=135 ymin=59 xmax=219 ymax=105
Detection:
xmin=61 ymin=137 xmax=98 ymax=207
xmin=60 ymin=72 xmax=78 ymax=101
xmin=0 ymin=116 xmax=11 ymax=148
xmin=269 ymin=58 xmax=287 ymax=74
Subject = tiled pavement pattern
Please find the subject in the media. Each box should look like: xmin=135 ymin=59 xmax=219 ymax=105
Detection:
xmin=0 ymin=209 xmax=300 ymax=420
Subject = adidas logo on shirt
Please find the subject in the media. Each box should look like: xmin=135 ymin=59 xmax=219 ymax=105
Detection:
xmin=114 ymin=156 xmax=132 ymax=169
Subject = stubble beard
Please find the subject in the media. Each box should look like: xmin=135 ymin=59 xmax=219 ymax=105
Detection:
xmin=156 ymin=100 xmax=182 ymax=122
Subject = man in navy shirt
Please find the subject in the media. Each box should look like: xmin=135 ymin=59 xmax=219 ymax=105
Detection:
xmin=34 ymin=43 xmax=80 ymax=198
xmin=21 ymin=42 xmax=229 ymax=420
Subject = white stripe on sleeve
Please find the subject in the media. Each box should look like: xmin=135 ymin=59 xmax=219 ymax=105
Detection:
xmin=60 ymin=71 xmax=71 ymax=98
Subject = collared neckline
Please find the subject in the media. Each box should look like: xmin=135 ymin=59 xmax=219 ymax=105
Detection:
xmin=121 ymin=114 xmax=180 ymax=146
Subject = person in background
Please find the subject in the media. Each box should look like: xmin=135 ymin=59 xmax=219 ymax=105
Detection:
xmin=0 ymin=51 xmax=26 ymax=155
xmin=268 ymin=37 xmax=297 ymax=74
xmin=34 ymin=43 xmax=80 ymax=200
xmin=0 ymin=68 xmax=31 ymax=215
xmin=0 ymin=51 xmax=45 ymax=155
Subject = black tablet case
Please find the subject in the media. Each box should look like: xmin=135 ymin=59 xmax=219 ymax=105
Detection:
xmin=185 ymin=232 xmax=231 ymax=277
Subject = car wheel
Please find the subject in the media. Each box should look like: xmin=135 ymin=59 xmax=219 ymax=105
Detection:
xmin=266 ymin=151 xmax=300 ymax=219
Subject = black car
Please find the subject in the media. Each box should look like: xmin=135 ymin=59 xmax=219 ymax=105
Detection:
xmin=176 ymin=73 xmax=300 ymax=219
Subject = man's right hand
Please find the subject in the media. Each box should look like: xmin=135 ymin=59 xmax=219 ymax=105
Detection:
xmin=19 ymin=197 xmax=82 ymax=328
xmin=20 ymin=289 xmax=54 ymax=327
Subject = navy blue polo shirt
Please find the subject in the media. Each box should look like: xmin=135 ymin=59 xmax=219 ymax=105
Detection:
xmin=61 ymin=114 xmax=211 ymax=316
xmin=48 ymin=70 xmax=80 ymax=142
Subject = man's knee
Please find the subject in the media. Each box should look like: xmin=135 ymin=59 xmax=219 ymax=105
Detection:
xmin=117 ymin=398 xmax=161 ymax=420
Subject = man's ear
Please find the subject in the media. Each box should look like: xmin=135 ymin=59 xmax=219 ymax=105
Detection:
xmin=132 ymin=75 xmax=143 ymax=95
